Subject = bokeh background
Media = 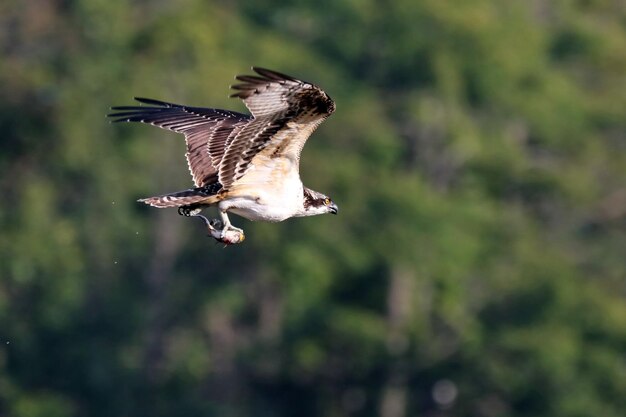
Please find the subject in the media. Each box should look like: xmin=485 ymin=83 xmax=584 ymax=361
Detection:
xmin=1 ymin=0 xmax=625 ymax=416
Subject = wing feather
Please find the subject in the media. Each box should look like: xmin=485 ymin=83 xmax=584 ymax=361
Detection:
xmin=108 ymin=98 xmax=250 ymax=187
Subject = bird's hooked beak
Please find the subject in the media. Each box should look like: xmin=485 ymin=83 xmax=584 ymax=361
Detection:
xmin=329 ymin=202 xmax=339 ymax=215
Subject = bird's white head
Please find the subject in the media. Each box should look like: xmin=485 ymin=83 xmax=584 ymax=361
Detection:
xmin=298 ymin=187 xmax=338 ymax=217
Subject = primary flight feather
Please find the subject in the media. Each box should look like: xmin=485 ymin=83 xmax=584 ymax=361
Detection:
xmin=108 ymin=67 xmax=338 ymax=243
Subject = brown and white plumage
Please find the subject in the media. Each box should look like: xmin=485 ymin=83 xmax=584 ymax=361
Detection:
xmin=108 ymin=67 xmax=338 ymax=239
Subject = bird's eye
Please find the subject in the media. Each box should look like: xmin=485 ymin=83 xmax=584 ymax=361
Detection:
xmin=324 ymin=198 xmax=331 ymax=206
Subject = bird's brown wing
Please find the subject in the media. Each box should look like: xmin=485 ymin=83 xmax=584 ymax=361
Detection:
xmin=108 ymin=98 xmax=250 ymax=187
xmin=218 ymin=67 xmax=335 ymax=188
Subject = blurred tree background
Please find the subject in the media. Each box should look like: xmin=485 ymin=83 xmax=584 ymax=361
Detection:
xmin=1 ymin=0 xmax=625 ymax=416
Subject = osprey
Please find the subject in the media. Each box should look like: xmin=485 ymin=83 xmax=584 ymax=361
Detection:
xmin=108 ymin=67 xmax=338 ymax=243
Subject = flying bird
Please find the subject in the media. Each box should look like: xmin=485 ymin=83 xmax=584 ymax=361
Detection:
xmin=108 ymin=67 xmax=338 ymax=244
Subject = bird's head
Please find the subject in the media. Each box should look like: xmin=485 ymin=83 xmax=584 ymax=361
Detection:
xmin=300 ymin=187 xmax=338 ymax=217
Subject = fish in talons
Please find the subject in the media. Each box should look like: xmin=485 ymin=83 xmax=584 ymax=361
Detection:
xmin=196 ymin=214 xmax=245 ymax=246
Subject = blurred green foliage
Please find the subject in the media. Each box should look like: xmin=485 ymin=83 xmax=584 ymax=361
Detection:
xmin=1 ymin=0 xmax=625 ymax=416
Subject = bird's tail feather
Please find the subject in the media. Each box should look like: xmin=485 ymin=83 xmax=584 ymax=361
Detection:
xmin=139 ymin=188 xmax=219 ymax=208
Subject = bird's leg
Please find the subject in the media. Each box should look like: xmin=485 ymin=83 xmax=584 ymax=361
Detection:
xmin=219 ymin=210 xmax=244 ymax=239
xmin=179 ymin=206 xmax=244 ymax=245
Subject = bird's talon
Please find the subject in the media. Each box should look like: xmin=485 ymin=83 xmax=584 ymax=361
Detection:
xmin=178 ymin=207 xmax=202 ymax=217
xmin=209 ymin=219 xmax=223 ymax=229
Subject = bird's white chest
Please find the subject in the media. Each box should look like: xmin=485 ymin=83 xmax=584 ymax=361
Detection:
xmin=221 ymin=156 xmax=303 ymax=222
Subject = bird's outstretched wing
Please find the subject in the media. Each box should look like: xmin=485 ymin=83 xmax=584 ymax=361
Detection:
xmin=108 ymin=98 xmax=250 ymax=187
xmin=108 ymin=67 xmax=335 ymax=190
xmin=221 ymin=67 xmax=335 ymax=188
